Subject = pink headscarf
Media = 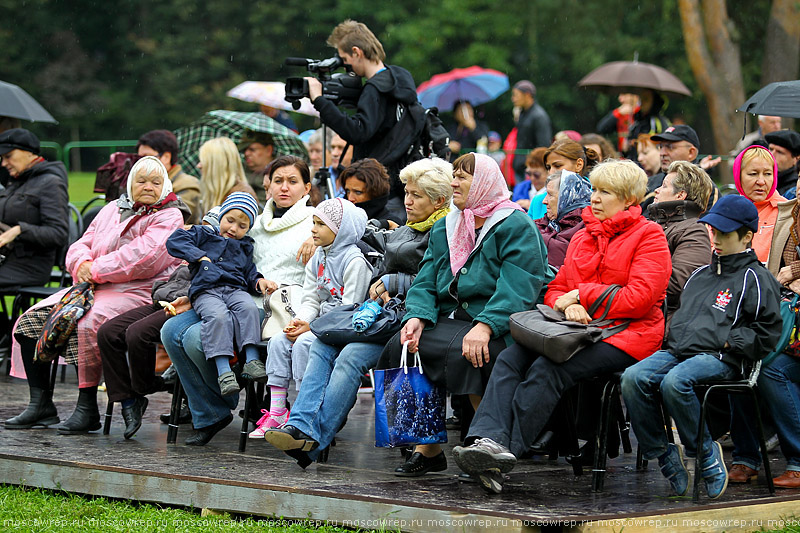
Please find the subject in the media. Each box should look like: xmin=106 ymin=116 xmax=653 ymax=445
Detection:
xmin=447 ymin=153 xmax=523 ymax=275
xmin=733 ymin=145 xmax=778 ymax=202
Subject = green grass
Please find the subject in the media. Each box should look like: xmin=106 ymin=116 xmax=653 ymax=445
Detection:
xmin=68 ymin=172 xmax=100 ymax=210
xmin=0 ymin=484 xmax=369 ymax=533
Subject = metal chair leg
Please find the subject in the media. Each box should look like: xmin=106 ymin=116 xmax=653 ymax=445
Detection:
xmin=750 ymin=388 xmax=775 ymax=495
xmin=693 ymin=387 xmax=713 ymax=502
xmin=239 ymin=381 xmax=256 ymax=453
xmin=103 ymin=400 xmax=114 ymax=435
xmin=167 ymin=378 xmax=183 ymax=445
xmin=592 ymin=379 xmax=616 ymax=492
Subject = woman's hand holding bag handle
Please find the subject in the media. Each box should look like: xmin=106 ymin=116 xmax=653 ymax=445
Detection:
xmin=509 ymin=284 xmax=630 ymax=363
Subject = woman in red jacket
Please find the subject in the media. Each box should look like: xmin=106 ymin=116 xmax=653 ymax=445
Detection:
xmin=453 ymin=159 xmax=671 ymax=494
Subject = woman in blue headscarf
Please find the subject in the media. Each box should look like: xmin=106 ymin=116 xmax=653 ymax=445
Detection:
xmin=535 ymin=170 xmax=592 ymax=268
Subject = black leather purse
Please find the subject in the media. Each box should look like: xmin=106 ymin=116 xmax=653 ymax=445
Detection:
xmin=310 ymin=296 xmax=406 ymax=346
xmin=509 ymin=284 xmax=630 ymax=363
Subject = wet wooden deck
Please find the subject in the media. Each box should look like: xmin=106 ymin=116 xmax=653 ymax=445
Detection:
xmin=0 ymin=370 xmax=798 ymax=532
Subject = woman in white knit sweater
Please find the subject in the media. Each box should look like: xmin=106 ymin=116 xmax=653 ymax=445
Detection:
xmin=160 ymin=155 xmax=319 ymax=446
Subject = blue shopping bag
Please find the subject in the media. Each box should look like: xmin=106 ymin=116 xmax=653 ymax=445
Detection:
xmin=373 ymin=341 xmax=447 ymax=448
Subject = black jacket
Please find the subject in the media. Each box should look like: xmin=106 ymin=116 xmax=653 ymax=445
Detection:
xmin=513 ymin=103 xmax=552 ymax=181
xmin=0 ymin=160 xmax=69 ymax=286
xmin=665 ymin=249 xmax=782 ymax=374
xmin=314 ymin=65 xmax=418 ymax=163
xmin=151 ymin=264 xmax=191 ymax=303
xmin=776 ymin=164 xmax=799 ymax=197
xmin=366 ymin=224 xmax=431 ymax=296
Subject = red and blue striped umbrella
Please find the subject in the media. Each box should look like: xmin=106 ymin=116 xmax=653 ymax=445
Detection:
xmin=416 ymin=66 xmax=509 ymax=111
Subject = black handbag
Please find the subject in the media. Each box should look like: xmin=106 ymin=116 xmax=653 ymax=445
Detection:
xmin=509 ymin=284 xmax=629 ymax=363
xmin=310 ymin=296 xmax=406 ymax=346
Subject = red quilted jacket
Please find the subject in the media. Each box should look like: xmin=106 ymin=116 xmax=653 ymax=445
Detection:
xmin=544 ymin=205 xmax=671 ymax=361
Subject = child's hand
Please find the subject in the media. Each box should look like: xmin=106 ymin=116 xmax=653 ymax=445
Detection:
xmin=258 ymin=278 xmax=278 ymax=295
xmin=169 ymin=296 xmax=191 ymax=315
xmin=284 ymin=319 xmax=310 ymax=341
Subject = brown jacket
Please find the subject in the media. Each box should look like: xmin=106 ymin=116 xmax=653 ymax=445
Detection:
xmin=767 ymin=198 xmax=798 ymax=277
xmin=648 ymin=200 xmax=712 ymax=321
xmin=169 ymin=164 xmax=202 ymax=225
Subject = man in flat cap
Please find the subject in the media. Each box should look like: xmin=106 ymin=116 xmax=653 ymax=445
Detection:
xmin=239 ymin=131 xmax=275 ymax=204
xmin=765 ymin=130 xmax=800 ymax=197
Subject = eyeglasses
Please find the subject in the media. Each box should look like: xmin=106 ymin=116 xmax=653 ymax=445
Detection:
xmin=525 ymin=169 xmax=543 ymax=179
xmin=658 ymin=142 xmax=693 ymax=153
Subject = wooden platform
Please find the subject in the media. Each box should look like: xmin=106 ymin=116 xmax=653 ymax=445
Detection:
xmin=1 ymin=371 xmax=799 ymax=532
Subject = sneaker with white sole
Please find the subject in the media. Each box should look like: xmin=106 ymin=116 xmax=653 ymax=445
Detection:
xmin=700 ymin=440 xmax=729 ymax=499
xmin=453 ymin=437 xmax=517 ymax=475
xmin=248 ymin=408 xmax=289 ymax=438
xmin=658 ymin=443 xmax=689 ymax=496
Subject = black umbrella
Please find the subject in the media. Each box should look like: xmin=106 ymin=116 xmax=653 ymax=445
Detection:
xmin=0 ymin=80 xmax=57 ymax=123
xmin=738 ymin=80 xmax=800 ymax=119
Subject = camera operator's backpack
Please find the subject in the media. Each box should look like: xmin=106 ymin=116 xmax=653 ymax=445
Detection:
xmin=370 ymin=102 xmax=451 ymax=179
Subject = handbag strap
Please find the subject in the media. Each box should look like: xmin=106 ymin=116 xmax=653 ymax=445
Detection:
xmin=586 ymin=284 xmax=621 ymax=320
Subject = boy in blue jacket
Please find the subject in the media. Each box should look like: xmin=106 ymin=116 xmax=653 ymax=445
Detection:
xmin=166 ymin=192 xmax=270 ymax=395
xmin=621 ymin=195 xmax=782 ymax=499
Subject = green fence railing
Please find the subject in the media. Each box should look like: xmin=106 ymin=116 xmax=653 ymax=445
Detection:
xmin=62 ymin=140 xmax=138 ymax=172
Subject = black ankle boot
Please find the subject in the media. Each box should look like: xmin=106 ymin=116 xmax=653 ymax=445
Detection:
xmin=4 ymin=387 xmax=59 ymax=429
xmin=58 ymin=387 xmax=101 ymax=435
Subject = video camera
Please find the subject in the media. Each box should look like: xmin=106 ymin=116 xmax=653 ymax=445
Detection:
xmin=284 ymin=55 xmax=362 ymax=109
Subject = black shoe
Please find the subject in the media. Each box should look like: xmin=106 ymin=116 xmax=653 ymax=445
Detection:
xmin=160 ymin=403 xmax=191 ymax=425
xmin=527 ymin=430 xmax=556 ymax=456
xmin=445 ymin=416 xmax=461 ymax=430
xmin=58 ymin=389 xmax=101 ymax=435
xmin=121 ymin=397 xmax=148 ymax=440
xmin=185 ymin=414 xmax=233 ymax=446
xmin=478 ymin=469 xmax=505 ymax=494
xmin=394 ymin=451 xmax=447 ymax=477
xmin=4 ymin=387 xmax=59 ymax=429
xmin=284 ymin=448 xmax=313 ymax=469
xmin=264 ymin=425 xmax=319 ymax=452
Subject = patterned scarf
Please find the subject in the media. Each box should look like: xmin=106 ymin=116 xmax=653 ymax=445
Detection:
xmin=447 ymin=153 xmax=523 ymax=275
xmin=407 ymin=206 xmax=450 ymax=233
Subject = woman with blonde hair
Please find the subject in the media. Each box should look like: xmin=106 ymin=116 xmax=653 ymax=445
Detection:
xmin=734 ymin=145 xmax=783 ymax=262
xmin=198 ymin=137 xmax=257 ymax=214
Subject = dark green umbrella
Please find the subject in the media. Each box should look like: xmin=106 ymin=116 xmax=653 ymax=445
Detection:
xmin=175 ymin=110 xmax=308 ymax=177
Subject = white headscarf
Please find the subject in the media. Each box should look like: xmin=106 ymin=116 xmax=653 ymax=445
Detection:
xmin=126 ymin=155 xmax=173 ymax=204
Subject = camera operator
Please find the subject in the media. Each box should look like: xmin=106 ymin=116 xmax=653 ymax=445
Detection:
xmin=306 ymin=20 xmax=418 ymax=205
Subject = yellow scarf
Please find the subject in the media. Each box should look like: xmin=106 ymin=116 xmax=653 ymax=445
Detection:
xmin=407 ymin=206 xmax=450 ymax=233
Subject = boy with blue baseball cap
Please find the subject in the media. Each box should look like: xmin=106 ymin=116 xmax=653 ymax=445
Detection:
xmin=621 ymin=194 xmax=782 ymax=499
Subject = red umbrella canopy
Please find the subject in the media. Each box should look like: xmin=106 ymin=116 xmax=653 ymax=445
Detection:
xmin=417 ymin=66 xmax=509 ymax=111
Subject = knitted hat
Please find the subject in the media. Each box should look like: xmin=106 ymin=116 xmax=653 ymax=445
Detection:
xmin=313 ymin=198 xmax=344 ymax=235
xmin=202 ymin=205 xmax=222 ymax=228
xmin=220 ymin=192 xmax=259 ymax=228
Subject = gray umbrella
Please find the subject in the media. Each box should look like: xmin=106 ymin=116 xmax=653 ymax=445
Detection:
xmin=738 ymin=80 xmax=800 ymax=119
xmin=0 ymin=80 xmax=57 ymax=123
xmin=578 ymin=61 xmax=692 ymax=97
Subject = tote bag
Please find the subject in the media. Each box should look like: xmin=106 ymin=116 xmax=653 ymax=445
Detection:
xmin=373 ymin=341 xmax=447 ymax=448
xmin=261 ymin=284 xmax=302 ymax=340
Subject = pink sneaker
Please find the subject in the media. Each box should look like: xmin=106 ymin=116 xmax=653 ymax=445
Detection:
xmin=248 ymin=408 xmax=289 ymax=438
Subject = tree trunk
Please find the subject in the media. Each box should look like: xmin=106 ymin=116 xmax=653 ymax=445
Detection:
xmin=761 ymin=0 xmax=800 ymax=129
xmin=678 ymin=0 xmax=746 ymax=165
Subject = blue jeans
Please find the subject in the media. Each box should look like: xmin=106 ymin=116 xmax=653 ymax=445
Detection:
xmin=160 ymin=310 xmax=240 ymax=429
xmin=730 ymin=353 xmax=800 ymax=471
xmin=621 ymin=350 xmax=738 ymax=460
xmin=288 ymin=339 xmax=382 ymax=460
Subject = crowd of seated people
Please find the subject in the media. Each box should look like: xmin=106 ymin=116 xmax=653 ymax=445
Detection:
xmin=4 ymin=112 xmax=800 ymax=501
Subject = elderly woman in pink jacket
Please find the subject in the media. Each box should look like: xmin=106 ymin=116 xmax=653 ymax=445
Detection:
xmin=5 ymin=156 xmax=188 ymax=434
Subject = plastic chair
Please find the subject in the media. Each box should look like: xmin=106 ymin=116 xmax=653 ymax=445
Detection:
xmin=691 ymin=361 xmax=775 ymax=501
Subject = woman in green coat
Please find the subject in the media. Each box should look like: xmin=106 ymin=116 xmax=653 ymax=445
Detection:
xmin=380 ymin=152 xmax=551 ymax=477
